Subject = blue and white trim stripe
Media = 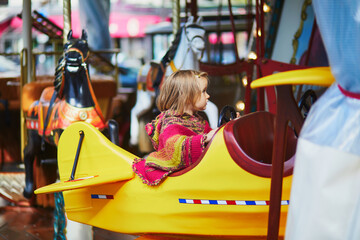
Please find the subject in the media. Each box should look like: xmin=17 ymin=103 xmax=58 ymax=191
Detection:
xmin=179 ymin=199 xmax=289 ymax=206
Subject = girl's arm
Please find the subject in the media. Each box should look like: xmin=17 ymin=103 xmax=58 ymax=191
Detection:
xmin=203 ymin=129 xmax=217 ymax=144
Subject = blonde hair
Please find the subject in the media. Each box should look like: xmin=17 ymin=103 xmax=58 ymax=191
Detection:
xmin=157 ymin=70 xmax=208 ymax=114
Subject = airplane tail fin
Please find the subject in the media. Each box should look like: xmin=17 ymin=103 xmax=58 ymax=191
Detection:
xmin=35 ymin=121 xmax=137 ymax=194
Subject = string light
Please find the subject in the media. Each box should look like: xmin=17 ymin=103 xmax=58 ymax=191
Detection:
xmin=263 ymin=3 xmax=271 ymax=13
xmin=248 ymin=51 xmax=257 ymax=60
xmin=242 ymin=76 xmax=248 ymax=87
xmin=235 ymin=100 xmax=245 ymax=112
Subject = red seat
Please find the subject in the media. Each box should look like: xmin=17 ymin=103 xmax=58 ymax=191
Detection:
xmin=224 ymin=111 xmax=297 ymax=178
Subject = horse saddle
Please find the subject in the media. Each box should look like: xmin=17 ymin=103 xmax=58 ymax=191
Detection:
xmin=36 ymin=86 xmax=59 ymax=136
xmin=34 ymin=86 xmax=106 ymax=136
xmin=137 ymin=61 xmax=166 ymax=92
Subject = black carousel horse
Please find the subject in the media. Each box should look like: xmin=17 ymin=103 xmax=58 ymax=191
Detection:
xmin=23 ymin=30 xmax=118 ymax=198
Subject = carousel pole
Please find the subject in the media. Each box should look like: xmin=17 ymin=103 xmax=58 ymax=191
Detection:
xmin=260 ymin=0 xmax=281 ymax=237
xmin=22 ymin=0 xmax=32 ymax=84
xmin=63 ymin=0 xmax=72 ymax=44
xmin=53 ymin=3 xmax=72 ymax=240
xmin=60 ymin=3 xmax=94 ymax=240
xmin=172 ymin=0 xmax=180 ymax=36
xmin=21 ymin=0 xmax=32 ymax=161
xmin=255 ymin=0 xmax=265 ymax=112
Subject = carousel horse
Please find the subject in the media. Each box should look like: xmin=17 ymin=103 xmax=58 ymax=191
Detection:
xmin=23 ymin=30 xmax=118 ymax=199
xmin=130 ymin=16 xmax=219 ymax=147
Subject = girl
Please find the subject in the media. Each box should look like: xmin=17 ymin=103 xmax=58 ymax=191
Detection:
xmin=132 ymin=70 xmax=217 ymax=186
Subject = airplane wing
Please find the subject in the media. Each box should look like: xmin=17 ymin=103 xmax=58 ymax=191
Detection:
xmin=35 ymin=121 xmax=138 ymax=194
xmin=35 ymin=170 xmax=134 ymax=194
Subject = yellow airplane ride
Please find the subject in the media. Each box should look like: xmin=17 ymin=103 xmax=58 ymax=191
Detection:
xmin=35 ymin=67 xmax=334 ymax=239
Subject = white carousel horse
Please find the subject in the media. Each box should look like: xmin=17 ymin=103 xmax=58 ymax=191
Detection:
xmin=130 ymin=16 xmax=219 ymax=147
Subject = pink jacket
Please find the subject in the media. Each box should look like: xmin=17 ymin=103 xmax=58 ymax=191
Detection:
xmin=132 ymin=110 xmax=211 ymax=185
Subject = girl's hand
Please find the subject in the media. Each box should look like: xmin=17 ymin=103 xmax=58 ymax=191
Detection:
xmin=204 ymin=129 xmax=217 ymax=143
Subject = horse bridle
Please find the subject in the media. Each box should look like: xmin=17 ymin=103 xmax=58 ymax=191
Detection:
xmin=65 ymin=47 xmax=90 ymax=69
xmin=184 ymin=24 xmax=206 ymax=44
xmin=170 ymin=24 xmax=205 ymax=72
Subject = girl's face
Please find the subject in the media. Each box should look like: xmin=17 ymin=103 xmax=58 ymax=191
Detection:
xmin=193 ymin=77 xmax=209 ymax=112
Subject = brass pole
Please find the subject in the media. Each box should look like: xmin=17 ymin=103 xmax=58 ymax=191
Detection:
xmin=22 ymin=0 xmax=32 ymax=83
xmin=31 ymin=53 xmax=36 ymax=83
xmin=63 ymin=0 xmax=72 ymax=44
xmin=20 ymin=48 xmax=28 ymax=161
xmin=172 ymin=0 xmax=180 ymax=36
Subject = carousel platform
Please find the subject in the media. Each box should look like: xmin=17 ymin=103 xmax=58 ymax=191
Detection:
xmin=0 ymin=163 xmax=137 ymax=240
xmin=0 ymin=205 xmax=53 ymax=240
xmin=0 ymin=203 xmax=138 ymax=240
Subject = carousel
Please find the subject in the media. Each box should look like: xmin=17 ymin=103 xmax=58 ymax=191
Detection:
xmin=1 ymin=0 xmax=358 ymax=240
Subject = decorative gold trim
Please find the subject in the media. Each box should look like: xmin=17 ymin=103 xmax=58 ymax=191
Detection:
xmin=170 ymin=60 xmax=178 ymax=72
xmin=290 ymin=0 xmax=312 ymax=64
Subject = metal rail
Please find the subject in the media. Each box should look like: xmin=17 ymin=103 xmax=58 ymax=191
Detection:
xmin=18 ymin=10 xmax=118 ymax=75
xmin=30 ymin=49 xmax=121 ymax=88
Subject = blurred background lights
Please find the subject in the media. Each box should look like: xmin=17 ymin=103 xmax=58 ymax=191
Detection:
xmin=235 ymin=100 xmax=245 ymax=112
xmin=127 ymin=18 xmax=140 ymax=37
xmin=248 ymin=51 xmax=257 ymax=60
xmin=242 ymin=76 xmax=248 ymax=87
xmin=263 ymin=3 xmax=271 ymax=13
xmin=109 ymin=23 xmax=118 ymax=35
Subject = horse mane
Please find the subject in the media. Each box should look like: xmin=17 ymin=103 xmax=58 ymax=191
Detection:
xmin=161 ymin=26 xmax=183 ymax=65
xmin=54 ymin=56 xmax=65 ymax=98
